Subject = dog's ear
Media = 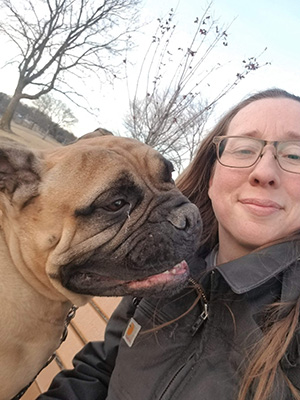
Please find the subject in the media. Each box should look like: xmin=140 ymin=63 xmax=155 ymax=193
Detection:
xmin=0 ymin=144 xmax=43 ymax=208
xmin=77 ymin=127 xmax=114 ymax=141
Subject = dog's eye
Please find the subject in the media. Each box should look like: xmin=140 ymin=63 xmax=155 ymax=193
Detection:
xmin=162 ymin=158 xmax=175 ymax=183
xmin=103 ymin=199 xmax=127 ymax=212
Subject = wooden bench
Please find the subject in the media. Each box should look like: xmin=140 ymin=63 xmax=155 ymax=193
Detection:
xmin=21 ymin=297 xmax=121 ymax=398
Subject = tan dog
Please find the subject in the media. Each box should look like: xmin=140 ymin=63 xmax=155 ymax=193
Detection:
xmin=0 ymin=133 xmax=201 ymax=399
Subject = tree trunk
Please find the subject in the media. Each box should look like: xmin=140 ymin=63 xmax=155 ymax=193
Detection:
xmin=0 ymin=93 xmax=22 ymax=132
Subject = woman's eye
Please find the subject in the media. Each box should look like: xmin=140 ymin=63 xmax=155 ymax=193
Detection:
xmin=234 ymin=148 xmax=253 ymax=154
xmin=286 ymin=154 xmax=300 ymax=160
xmin=280 ymin=145 xmax=300 ymax=161
xmin=226 ymin=146 xmax=256 ymax=157
xmin=103 ymin=199 xmax=127 ymax=212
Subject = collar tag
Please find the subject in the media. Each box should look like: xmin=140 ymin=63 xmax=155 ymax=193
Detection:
xmin=123 ymin=318 xmax=141 ymax=347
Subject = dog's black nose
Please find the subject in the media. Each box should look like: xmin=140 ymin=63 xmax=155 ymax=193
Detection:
xmin=167 ymin=203 xmax=201 ymax=232
xmin=167 ymin=209 xmax=188 ymax=229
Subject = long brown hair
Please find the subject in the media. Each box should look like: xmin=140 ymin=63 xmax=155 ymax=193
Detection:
xmin=176 ymin=88 xmax=300 ymax=399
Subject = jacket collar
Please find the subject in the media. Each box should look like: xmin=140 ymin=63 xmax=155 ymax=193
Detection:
xmin=214 ymin=241 xmax=300 ymax=295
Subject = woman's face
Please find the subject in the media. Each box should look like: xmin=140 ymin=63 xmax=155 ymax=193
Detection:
xmin=208 ymin=98 xmax=300 ymax=263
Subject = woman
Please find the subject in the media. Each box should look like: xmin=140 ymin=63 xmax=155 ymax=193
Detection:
xmin=37 ymin=88 xmax=300 ymax=400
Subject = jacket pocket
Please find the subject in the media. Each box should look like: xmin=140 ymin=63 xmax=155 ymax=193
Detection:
xmin=136 ymin=298 xmax=170 ymax=325
xmin=133 ymin=291 xmax=202 ymax=338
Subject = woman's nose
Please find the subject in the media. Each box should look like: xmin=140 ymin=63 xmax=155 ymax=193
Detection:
xmin=248 ymin=150 xmax=281 ymax=187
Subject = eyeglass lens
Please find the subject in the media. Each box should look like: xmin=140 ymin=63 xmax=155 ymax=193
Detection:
xmin=217 ymin=137 xmax=300 ymax=173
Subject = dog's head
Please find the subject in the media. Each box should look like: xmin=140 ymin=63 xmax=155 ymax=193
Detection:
xmin=0 ymin=134 xmax=201 ymax=305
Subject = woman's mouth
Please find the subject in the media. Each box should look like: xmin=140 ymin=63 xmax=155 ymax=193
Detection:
xmin=239 ymin=198 xmax=283 ymax=216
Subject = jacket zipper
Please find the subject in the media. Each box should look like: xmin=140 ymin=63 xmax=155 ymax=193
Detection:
xmin=158 ymin=364 xmax=186 ymax=400
xmin=189 ymin=277 xmax=209 ymax=336
xmin=190 ymin=303 xmax=208 ymax=336
xmin=158 ymin=278 xmax=210 ymax=399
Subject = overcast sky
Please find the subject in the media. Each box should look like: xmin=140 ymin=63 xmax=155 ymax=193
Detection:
xmin=134 ymin=0 xmax=300 ymax=124
xmin=0 ymin=0 xmax=299 ymax=136
xmin=84 ymin=0 xmax=300 ymax=136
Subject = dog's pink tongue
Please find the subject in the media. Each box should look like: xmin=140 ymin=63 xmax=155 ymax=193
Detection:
xmin=127 ymin=260 xmax=189 ymax=289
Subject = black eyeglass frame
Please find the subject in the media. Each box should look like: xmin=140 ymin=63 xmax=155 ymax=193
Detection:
xmin=212 ymin=135 xmax=300 ymax=174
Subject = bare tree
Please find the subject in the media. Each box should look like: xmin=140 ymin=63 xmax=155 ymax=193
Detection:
xmin=124 ymin=3 xmax=269 ymax=171
xmin=124 ymin=93 xmax=214 ymax=171
xmin=0 ymin=0 xmax=141 ymax=132
xmin=33 ymin=94 xmax=78 ymax=130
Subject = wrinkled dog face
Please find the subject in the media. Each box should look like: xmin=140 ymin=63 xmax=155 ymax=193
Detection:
xmin=0 ymin=136 xmax=201 ymax=303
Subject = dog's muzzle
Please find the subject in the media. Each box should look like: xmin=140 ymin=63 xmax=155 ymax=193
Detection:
xmin=58 ymin=196 xmax=202 ymax=298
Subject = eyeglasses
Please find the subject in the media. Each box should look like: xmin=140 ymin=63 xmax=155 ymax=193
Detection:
xmin=213 ymin=136 xmax=300 ymax=174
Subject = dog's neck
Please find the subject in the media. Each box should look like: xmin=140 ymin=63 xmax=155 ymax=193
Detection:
xmin=0 ymin=223 xmax=69 ymax=298
xmin=0 ymin=227 xmax=71 ymax=324
xmin=0 ymin=227 xmax=72 ymax=399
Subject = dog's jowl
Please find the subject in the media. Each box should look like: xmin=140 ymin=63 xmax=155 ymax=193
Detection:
xmin=0 ymin=133 xmax=201 ymax=399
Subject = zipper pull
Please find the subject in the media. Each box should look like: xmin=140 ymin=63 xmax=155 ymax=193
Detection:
xmin=190 ymin=303 xmax=208 ymax=336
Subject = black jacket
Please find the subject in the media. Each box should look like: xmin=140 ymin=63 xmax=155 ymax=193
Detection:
xmin=37 ymin=242 xmax=300 ymax=400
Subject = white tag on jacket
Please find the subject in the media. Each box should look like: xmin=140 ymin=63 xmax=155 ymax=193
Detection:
xmin=123 ymin=318 xmax=141 ymax=347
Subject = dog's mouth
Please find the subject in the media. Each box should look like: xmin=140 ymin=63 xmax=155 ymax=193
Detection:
xmin=61 ymin=260 xmax=190 ymax=297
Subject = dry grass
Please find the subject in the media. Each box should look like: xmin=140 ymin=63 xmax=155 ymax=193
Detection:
xmin=0 ymin=122 xmax=62 ymax=150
